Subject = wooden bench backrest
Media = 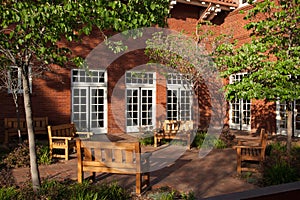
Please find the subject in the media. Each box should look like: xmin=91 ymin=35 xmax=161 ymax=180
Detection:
xmin=77 ymin=140 xmax=141 ymax=173
xmin=48 ymin=123 xmax=76 ymax=138
xmin=163 ymin=120 xmax=180 ymax=133
xmin=5 ymin=117 xmax=48 ymax=130
xmin=178 ymin=120 xmax=194 ymax=131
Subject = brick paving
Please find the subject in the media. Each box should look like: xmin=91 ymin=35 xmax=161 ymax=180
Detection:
xmin=11 ymin=147 xmax=257 ymax=199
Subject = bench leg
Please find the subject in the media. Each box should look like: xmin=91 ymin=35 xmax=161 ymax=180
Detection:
xmin=65 ymin=147 xmax=69 ymax=160
xmin=136 ymin=173 xmax=142 ymax=195
xmin=154 ymin=136 xmax=157 ymax=147
xmin=49 ymin=147 xmax=53 ymax=160
xmin=237 ymin=153 xmax=242 ymax=174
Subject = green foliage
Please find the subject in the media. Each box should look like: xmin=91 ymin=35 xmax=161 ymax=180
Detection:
xmin=262 ymin=142 xmax=300 ymax=186
xmin=265 ymin=142 xmax=287 ymax=156
xmin=215 ymin=0 xmax=300 ymax=102
xmin=0 ymin=0 xmax=170 ymax=69
xmin=0 ymin=180 xmax=130 ymax=200
xmin=2 ymin=141 xmax=52 ymax=168
xmin=146 ymin=186 xmax=195 ymax=200
xmin=37 ymin=145 xmax=51 ymax=165
xmin=139 ymin=136 xmax=154 ymax=146
xmin=191 ymin=132 xmax=227 ymax=149
xmin=263 ymin=161 xmax=297 ymax=186
xmin=0 ymin=187 xmax=19 ymax=200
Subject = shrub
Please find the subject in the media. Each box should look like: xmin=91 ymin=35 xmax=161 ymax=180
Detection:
xmin=139 ymin=136 xmax=154 ymax=146
xmin=0 ymin=187 xmax=19 ymax=200
xmin=2 ymin=141 xmax=51 ymax=168
xmin=37 ymin=145 xmax=51 ymax=165
xmin=146 ymin=186 xmax=195 ymax=200
xmin=0 ymin=180 xmax=130 ymax=200
xmin=191 ymin=132 xmax=227 ymax=149
xmin=262 ymin=142 xmax=300 ymax=186
xmin=263 ymin=161 xmax=297 ymax=186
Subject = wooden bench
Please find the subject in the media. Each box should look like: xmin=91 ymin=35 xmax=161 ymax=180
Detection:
xmin=47 ymin=123 xmax=77 ymax=160
xmin=234 ymin=128 xmax=268 ymax=174
xmin=4 ymin=117 xmax=48 ymax=144
xmin=76 ymin=139 xmax=151 ymax=195
xmin=154 ymin=120 xmax=194 ymax=149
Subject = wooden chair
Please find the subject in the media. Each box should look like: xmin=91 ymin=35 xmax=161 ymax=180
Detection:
xmin=234 ymin=129 xmax=268 ymax=174
xmin=47 ymin=123 xmax=77 ymax=160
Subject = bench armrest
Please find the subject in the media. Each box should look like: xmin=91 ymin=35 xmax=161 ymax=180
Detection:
xmin=51 ymin=136 xmax=74 ymax=140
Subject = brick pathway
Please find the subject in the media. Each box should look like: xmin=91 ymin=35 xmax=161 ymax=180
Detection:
xmin=11 ymin=147 xmax=257 ymax=199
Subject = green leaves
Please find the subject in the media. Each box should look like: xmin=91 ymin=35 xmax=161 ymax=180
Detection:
xmin=216 ymin=0 xmax=300 ymax=102
xmin=0 ymin=0 xmax=169 ymax=72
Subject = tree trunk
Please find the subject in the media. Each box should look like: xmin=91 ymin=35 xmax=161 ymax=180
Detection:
xmin=286 ymin=102 xmax=293 ymax=153
xmin=21 ymin=67 xmax=41 ymax=192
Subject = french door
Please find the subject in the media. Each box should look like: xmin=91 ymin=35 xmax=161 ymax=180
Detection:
xmin=125 ymin=71 xmax=156 ymax=133
xmin=166 ymin=73 xmax=192 ymax=121
xmin=277 ymin=100 xmax=300 ymax=137
xmin=229 ymin=99 xmax=251 ymax=130
xmin=229 ymin=73 xmax=251 ymax=131
xmin=71 ymin=69 xmax=107 ymax=133
xmin=126 ymin=88 xmax=155 ymax=132
xmin=167 ymin=88 xmax=192 ymax=121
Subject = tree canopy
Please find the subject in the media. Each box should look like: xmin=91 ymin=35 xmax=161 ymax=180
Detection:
xmin=0 ymin=0 xmax=170 ymax=70
xmin=215 ymin=0 xmax=300 ymax=102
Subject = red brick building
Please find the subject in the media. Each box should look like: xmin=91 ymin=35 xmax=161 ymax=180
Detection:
xmin=1 ymin=0 xmax=296 ymax=142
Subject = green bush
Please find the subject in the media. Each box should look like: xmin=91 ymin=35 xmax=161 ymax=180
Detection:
xmin=0 ymin=180 xmax=131 ymax=200
xmin=2 ymin=141 xmax=51 ymax=168
xmin=191 ymin=132 xmax=227 ymax=149
xmin=139 ymin=136 xmax=154 ymax=146
xmin=37 ymin=145 xmax=51 ymax=165
xmin=263 ymin=161 xmax=297 ymax=186
xmin=0 ymin=187 xmax=19 ymax=200
xmin=262 ymin=143 xmax=300 ymax=186
xmin=265 ymin=142 xmax=286 ymax=156
xmin=147 ymin=186 xmax=195 ymax=200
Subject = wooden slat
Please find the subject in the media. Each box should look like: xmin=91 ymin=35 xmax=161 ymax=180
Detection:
xmin=83 ymin=161 xmax=136 ymax=170
xmin=77 ymin=140 xmax=149 ymax=194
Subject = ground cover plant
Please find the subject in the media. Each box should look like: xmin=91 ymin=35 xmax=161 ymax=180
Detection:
xmin=0 ymin=180 xmax=131 ymax=200
xmin=261 ymin=142 xmax=300 ymax=186
xmin=191 ymin=131 xmax=227 ymax=149
xmin=1 ymin=141 xmax=51 ymax=168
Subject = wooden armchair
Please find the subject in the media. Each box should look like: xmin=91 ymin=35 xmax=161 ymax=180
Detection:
xmin=234 ymin=128 xmax=268 ymax=174
xmin=47 ymin=123 xmax=77 ymax=160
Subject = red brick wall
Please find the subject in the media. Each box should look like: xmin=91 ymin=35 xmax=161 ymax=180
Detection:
xmin=0 ymin=2 xmax=277 ymax=140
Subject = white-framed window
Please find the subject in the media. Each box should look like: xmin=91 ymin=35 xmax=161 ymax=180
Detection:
xmin=71 ymin=69 xmax=107 ymax=133
xmin=167 ymin=73 xmax=192 ymax=121
xmin=125 ymin=71 xmax=156 ymax=132
xmin=229 ymin=73 xmax=251 ymax=131
xmin=7 ymin=66 xmax=32 ymax=94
